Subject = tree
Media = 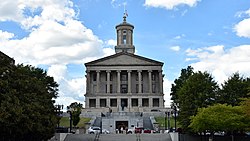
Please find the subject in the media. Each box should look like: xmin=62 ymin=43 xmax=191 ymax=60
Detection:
xmin=177 ymin=71 xmax=219 ymax=131
xmin=189 ymin=104 xmax=250 ymax=141
xmin=67 ymin=102 xmax=83 ymax=127
xmin=241 ymin=97 xmax=250 ymax=117
xmin=170 ymin=66 xmax=194 ymax=105
xmin=218 ymin=73 xmax=250 ymax=106
xmin=0 ymin=64 xmax=59 ymax=141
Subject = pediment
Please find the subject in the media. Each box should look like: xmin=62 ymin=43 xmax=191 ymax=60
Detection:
xmin=85 ymin=52 xmax=163 ymax=66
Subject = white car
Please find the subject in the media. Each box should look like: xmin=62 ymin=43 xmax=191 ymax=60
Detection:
xmin=88 ymin=127 xmax=101 ymax=134
xmin=102 ymin=129 xmax=110 ymax=134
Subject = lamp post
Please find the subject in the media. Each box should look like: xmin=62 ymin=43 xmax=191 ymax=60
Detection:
xmin=165 ymin=112 xmax=167 ymax=130
xmin=171 ymin=103 xmax=178 ymax=131
xmin=67 ymin=106 xmax=72 ymax=133
xmin=55 ymin=104 xmax=63 ymax=127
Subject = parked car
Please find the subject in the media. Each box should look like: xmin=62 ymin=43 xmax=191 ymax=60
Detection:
xmin=143 ymin=128 xmax=152 ymax=133
xmin=127 ymin=129 xmax=133 ymax=134
xmin=102 ymin=129 xmax=110 ymax=134
xmin=135 ymin=127 xmax=144 ymax=134
xmin=88 ymin=126 xmax=101 ymax=134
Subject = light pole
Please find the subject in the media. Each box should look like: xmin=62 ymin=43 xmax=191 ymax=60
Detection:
xmin=67 ymin=110 xmax=72 ymax=133
xmin=171 ymin=103 xmax=178 ymax=131
xmin=165 ymin=112 xmax=167 ymax=130
xmin=55 ymin=104 xmax=63 ymax=127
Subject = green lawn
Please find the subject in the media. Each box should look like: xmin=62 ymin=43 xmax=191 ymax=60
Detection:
xmin=59 ymin=117 xmax=91 ymax=128
xmin=155 ymin=117 xmax=180 ymax=129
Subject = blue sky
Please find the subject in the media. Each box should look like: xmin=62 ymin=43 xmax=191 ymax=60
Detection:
xmin=1 ymin=0 xmax=250 ymax=109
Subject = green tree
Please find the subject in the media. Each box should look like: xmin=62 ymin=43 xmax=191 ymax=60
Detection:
xmin=67 ymin=102 xmax=83 ymax=127
xmin=0 ymin=64 xmax=59 ymax=141
xmin=189 ymin=104 xmax=250 ymax=141
xmin=218 ymin=73 xmax=250 ymax=106
xmin=178 ymin=71 xmax=219 ymax=131
xmin=170 ymin=66 xmax=194 ymax=105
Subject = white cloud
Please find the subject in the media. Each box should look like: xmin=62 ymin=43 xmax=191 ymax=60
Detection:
xmin=163 ymin=78 xmax=173 ymax=107
xmin=170 ymin=46 xmax=181 ymax=52
xmin=144 ymin=0 xmax=200 ymax=10
xmin=106 ymin=39 xmax=116 ymax=46
xmin=234 ymin=8 xmax=250 ymax=38
xmin=186 ymin=45 xmax=250 ymax=84
xmin=0 ymin=30 xmax=14 ymax=41
xmin=0 ymin=0 xmax=112 ymax=108
xmin=234 ymin=18 xmax=250 ymax=38
xmin=174 ymin=34 xmax=185 ymax=39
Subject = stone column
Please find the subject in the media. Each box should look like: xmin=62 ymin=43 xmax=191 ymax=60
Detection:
xmin=149 ymin=97 xmax=153 ymax=108
xmin=106 ymin=70 xmax=110 ymax=93
xmin=96 ymin=98 xmax=100 ymax=108
xmin=159 ymin=70 xmax=163 ymax=94
xmin=85 ymin=97 xmax=89 ymax=108
xmin=148 ymin=70 xmax=152 ymax=93
xmin=128 ymin=98 xmax=131 ymax=112
xmin=117 ymin=98 xmax=121 ymax=111
xmin=107 ymin=98 xmax=110 ymax=107
xmin=160 ymin=98 xmax=164 ymax=108
xmin=138 ymin=98 xmax=142 ymax=107
xmin=117 ymin=70 xmax=121 ymax=93
xmin=138 ymin=70 xmax=142 ymax=93
xmin=86 ymin=70 xmax=90 ymax=93
xmin=127 ymin=70 xmax=131 ymax=93
xmin=96 ymin=70 xmax=100 ymax=93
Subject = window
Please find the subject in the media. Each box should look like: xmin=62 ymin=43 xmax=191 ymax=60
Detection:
xmin=121 ymin=84 xmax=128 ymax=93
xmin=121 ymin=73 xmax=127 ymax=81
xmin=100 ymin=99 xmax=106 ymax=107
xmin=153 ymin=98 xmax=159 ymax=107
xmin=142 ymin=98 xmax=149 ymax=107
xmin=89 ymin=99 xmax=96 ymax=107
xmin=110 ymin=99 xmax=117 ymax=107
xmin=110 ymin=74 xmax=113 ymax=81
xmin=132 ymin=99 xmax=138 ymax=107
xmin=93 ymin=73 xmax=97 ymax=81
xmin=136 ymin=84 xmax=138 ymax=93
xmin=123 ymin=30 xmax=127 ymax=44
xmin=152 ymin=73 xmax=156 ymax=81
xmin=152 ymin=84 xmax=156 ymax=93
xmin=110 ymin=84 xmax=113 ymax=93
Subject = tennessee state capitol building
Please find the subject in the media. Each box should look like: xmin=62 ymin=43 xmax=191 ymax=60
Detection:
xmin=84 ymin=15 xmax=166 ymax=114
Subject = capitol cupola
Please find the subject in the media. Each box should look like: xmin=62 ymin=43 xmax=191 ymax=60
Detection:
xmin=115 ymin=13 xmax=135 ymax=54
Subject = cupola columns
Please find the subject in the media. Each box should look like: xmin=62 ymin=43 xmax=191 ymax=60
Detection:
xmin=115 ymin=14 xmax=135 ymax=54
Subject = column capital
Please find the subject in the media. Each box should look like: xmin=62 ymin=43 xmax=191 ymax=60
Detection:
xmin=117 ymin=70 xmax=121 ymax=73
xmin=106 ymin=70 xmax=111 ymax=73
xmin=148 ymin=70 xmax=152 ymax=73
xmin=158 ymin=70 xmax=163 ymax=73
xmin=137 ymin=70 xmax=142 ymax=73
xmin=86 ymin=70 xmax=90 ymax=73
xmin=127 ymin=70 xmax=132 ymax=73
xmin=96 ymin=70 xmax=101 ymax=73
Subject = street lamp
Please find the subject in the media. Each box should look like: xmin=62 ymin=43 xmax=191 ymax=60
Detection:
xmin=171 ymin=103 xmax=178 ymax=131
xmin=67 ymin=106 xmax=73 ymax=133
xmin=55 ymin=104 xmax=63 ymax=127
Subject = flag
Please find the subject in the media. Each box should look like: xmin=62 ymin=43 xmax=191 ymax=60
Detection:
xmin=125 ymin=10 xmax=128 ymax=17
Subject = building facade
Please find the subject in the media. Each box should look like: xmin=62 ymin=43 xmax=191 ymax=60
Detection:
xmin=84 ymin=16 xmax=165 ymax=113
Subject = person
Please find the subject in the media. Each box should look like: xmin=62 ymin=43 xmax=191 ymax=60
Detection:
xmin=121 ymin=126 xmax=124 ymax=134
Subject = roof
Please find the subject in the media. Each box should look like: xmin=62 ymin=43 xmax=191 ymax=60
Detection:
xmin=85 ymin=52 xmax=164 ymax=67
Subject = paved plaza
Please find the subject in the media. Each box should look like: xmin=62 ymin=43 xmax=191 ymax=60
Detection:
xmin=64 ymin=133 xmax=172 ymax=141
